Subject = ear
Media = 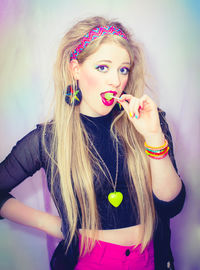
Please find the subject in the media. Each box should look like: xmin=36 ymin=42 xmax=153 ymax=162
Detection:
xmin=69 ymin=60 xmax=81 ymax=80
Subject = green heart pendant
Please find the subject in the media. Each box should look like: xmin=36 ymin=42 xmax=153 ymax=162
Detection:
xmin=108 ymin=191 xmax=123 ymax=207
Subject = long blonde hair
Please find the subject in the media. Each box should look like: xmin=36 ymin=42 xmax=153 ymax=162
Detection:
xmin=43 ymin=16 xmax=156 ymax=256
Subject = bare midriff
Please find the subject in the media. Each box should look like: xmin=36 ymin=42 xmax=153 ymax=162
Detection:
xmin=79 ymin=224 xmax=143 ymax=246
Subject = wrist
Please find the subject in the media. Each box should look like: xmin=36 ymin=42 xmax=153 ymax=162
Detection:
xmin=39 ymin=213 xmax=63 ymax=239
xmin=144 ymin=132 xmax=165 ymax=147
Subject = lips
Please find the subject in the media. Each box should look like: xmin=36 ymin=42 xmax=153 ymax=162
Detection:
xmin=100 ymin=91 xmax=117 ymax=106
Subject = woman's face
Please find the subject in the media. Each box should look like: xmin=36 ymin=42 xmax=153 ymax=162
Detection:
xmin=74 ymin=42 xmax=131 ymax=117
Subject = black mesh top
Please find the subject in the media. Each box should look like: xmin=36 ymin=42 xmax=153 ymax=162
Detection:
xmin=0 ymin=109 xmax=185 ymax=234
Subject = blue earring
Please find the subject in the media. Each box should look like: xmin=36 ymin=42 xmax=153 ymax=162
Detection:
xmin=64 ymin=81 xmax=82 ymax=106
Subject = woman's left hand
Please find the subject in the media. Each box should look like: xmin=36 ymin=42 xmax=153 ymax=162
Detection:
xmin=118 ymin=94 xmax=162 ymax=139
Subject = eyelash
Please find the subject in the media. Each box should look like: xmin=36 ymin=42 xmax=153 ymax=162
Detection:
xmin=95 ymin=65 xmax=108 ymax=72
xmin=95 ymin=65 xmax=130 ymax=75
xmin=120 ymin=67 xmax=130 ymax=75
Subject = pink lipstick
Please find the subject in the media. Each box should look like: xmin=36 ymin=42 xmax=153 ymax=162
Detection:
xmin=100 ymin=91 xmax=117 ymax=106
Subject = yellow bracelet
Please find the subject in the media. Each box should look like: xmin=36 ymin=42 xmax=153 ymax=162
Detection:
xmin=144 ymin=139 xmax=168 ymax=150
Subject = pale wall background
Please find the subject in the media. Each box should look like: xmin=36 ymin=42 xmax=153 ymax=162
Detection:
xmin=0 ymin=0 xmax=199 ymax=269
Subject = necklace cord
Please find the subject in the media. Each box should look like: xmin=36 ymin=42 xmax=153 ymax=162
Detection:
xmin=89 ymin=135 xmax=119 ymax=192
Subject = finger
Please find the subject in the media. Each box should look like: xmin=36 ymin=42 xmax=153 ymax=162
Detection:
xmin=139 ymin=95 xmax=157 ymax=111
xmin=132 ymin=98 xmax=141 ymax=119
xmin=127 ymin=97 xmax=135 ymax=118
xmin=119 ymin=94 xmax=133 ymax=103
xmin=117 ymin=98 xmax=130 ymax=115
xmin=118 ymin=96 xmax=139 ymax=120
xmin=117 ymin=94 xmax=132 ymax=113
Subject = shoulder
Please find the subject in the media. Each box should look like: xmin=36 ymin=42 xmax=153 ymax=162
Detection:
xmin=34 ymin=120 xmax=55 ymax=141
xmin=158 ymin=108 xmax=179 ymax=173
xmin=12 ymin=120 xmax=55 ymax=160
xmin=158 ymin=108 xmax=166 ymax=117
xmin=13 ymin=121 xmax=54 ymax=148
xmin=158 ymin=108 xmax=171 ymax=141
xmin=158 ymin=108 xmax=166 ymax=127
xmin=36 ymin=120 xmax=54 ymax=133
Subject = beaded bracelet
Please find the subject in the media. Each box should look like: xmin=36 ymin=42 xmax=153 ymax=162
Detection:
xmin=145 ymin=147 xmax=169 ymax=157
xmin=144 ymin=139 xmax=168 ymax=150
xmin=144 ymin=139 xmax=169 ymax=160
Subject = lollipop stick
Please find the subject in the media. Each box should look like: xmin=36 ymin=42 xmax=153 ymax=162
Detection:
xmin=104 ymin=93 xmax=122 ymax=101
xmin=113 ymin=96 xmax=121 ymax=100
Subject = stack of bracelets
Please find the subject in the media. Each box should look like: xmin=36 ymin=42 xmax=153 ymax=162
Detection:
xmin=144 ymin=139 xmax=169 ymax=160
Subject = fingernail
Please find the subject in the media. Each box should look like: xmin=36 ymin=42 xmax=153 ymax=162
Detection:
xmin=129 ymin=112 xmax=133 ymax=118
xmin=135 ymin=114 xmax=138 ymax=119
xmin=139 ymin=106 xmax=142 ymax=110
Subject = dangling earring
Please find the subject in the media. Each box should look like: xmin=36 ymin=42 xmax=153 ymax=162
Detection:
xmin=114 ymin=101 xmax=123 ymax=111
xmin=64 ymin=81 xmax=82 ymax=106
xmin=114 ymin=91 xmax=126 ymax=111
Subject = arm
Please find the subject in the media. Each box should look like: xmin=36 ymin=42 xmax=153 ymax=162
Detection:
xmin=144 ymin=131 xmax=182 ymax=202
xmin=119 ymin=94 xmax=184 ymax=202
xmin=152 ymin=111 xmax=186 ymax=217
xmin=0 ymin=126 xmax=43 ymax=218
xmin=0 ymin=198 xmax=63 ymax=239
xmin=0 ymin=125 xmax=63 ymax=238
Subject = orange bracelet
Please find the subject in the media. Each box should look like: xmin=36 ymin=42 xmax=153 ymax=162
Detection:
xmin=144 ymin=139 xmax=168 ymax=150
xmin=144 ymin=139 xmax=169 ymax=160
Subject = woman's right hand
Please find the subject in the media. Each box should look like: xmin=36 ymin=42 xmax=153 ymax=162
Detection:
xmin=39 ymin=211 xmax=64 ymax=239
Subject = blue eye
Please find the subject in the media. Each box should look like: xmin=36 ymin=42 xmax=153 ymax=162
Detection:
xmin=95 ymin=65 xmax=108 ymax=72
xmin=120 ymin=67 xmax=130 ymax=75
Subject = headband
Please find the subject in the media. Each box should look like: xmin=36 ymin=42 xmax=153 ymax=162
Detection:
xmin=70 ymin=25 xmax=128 ymax=61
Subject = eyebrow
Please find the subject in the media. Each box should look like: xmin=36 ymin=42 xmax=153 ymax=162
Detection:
xmin=96 ymin=60 xmax=131 ymax=65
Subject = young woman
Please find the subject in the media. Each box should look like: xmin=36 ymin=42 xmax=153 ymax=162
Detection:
xmin=0 ymin=16 xmax=185 ymax=270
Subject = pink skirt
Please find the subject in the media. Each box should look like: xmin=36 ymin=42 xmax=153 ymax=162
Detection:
xmin=75 ymin=235 xmax=154 ymax=270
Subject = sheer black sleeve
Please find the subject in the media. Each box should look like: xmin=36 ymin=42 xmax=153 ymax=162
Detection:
xmin=153 ymin=110 xmax=186 ymax=219
xmin=0 ymin=125 xmax=45 ymax=219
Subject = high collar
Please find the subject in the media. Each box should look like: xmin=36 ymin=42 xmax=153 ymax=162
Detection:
xmin=80 ymin=110 xmax=114 ymax=130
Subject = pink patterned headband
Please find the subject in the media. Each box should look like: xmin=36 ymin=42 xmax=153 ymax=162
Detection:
xmin=70 ymin=25 xmax=128 ymax=61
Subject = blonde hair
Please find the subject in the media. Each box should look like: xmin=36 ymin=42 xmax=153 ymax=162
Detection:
xmin=42 ymin=16 xmax=156 ymax=257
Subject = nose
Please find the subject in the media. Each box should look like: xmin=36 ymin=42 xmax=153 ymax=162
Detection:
xmin=107 ymin=70 xmax=121 ymax=88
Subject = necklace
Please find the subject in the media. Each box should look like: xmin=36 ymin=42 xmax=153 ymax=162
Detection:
xmin=92 ymin=137 xmax=123 ymax=208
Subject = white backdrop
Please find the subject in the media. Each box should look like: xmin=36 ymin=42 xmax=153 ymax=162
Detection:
xmin=0 ymin=0 xmax=199 ymax=269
